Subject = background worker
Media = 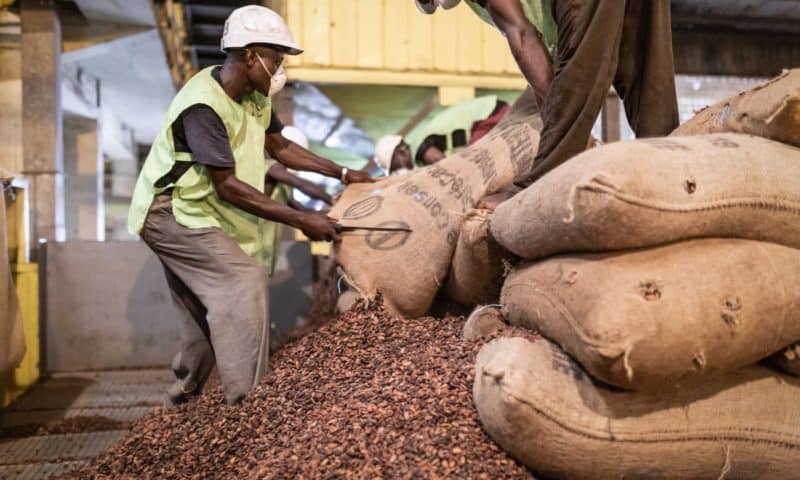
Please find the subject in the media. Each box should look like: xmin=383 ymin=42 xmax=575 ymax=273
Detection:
xmin=415 ymin=0 xmax=679 ymax=185
xmin=374 ymin=95 xmax=509 ymax=169
xmin=373 ymin=135 xmax=414 ymax=176
xmin=127 ymin=6 xmax=371 ymax=405
xmin=410 ymin=95 xmax=510 ymax=165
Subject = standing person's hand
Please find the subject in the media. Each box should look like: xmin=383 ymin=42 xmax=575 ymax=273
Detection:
xmin=344 ymin=169 xmax=374 ymax=184
xmin=300 ymin=212 xmax=340 ymax=242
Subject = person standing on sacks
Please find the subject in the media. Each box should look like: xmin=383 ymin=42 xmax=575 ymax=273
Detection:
xmin=127 ymin=6 xmax=372 ymax=405
xmin=415 ymin=0 xmax=679 ymax=195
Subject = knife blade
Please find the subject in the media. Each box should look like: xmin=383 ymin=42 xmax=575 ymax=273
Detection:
xmin=334 ymin=223 xmax=413 ymax=233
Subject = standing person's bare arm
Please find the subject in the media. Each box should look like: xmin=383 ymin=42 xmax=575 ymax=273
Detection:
xmin=267 ymin=163 xmax=333 ymax=205
xmin=265 ymin=132 xmax=373 ymax=185
xmin=483 ymin=0 xmax=553 ymax=114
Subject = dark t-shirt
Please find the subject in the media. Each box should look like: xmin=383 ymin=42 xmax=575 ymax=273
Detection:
xmin=171 ymin=66 xmax=284 ymax=168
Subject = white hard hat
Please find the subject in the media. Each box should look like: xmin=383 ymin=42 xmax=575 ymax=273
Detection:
xmin=415 ymin=0 xmax=461 ymax=14
xmin=221 ymin=5 xmax=303 ymax=55
xmin=282 ymin=126 xmax=309 ymax=149
xmin=374 ymin=134 xmax=403 ymax=174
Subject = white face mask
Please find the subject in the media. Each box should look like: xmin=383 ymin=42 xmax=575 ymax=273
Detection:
xmin=256 ymin=53 xmax=287 ymax=97
xmin=268 ymin=66 xmax=287 ymax=96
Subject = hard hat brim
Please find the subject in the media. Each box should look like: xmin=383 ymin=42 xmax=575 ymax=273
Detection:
xmin=221 ymin=41 xmax=304 ymax=55
xmin=272 ymin=40 xmax=304 ymax=55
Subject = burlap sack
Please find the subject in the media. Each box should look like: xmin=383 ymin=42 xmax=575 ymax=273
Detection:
xmin=0 ymin=184 xmax=25 ymax=374
xmin=501 ymin=238 xmax=800 ymax=391
xmin=462 ymin=305 xmax=505 ymax=342
xmin=474 ymin=336 xmax=800 ymax=480
xmin=443 ymin=209 xmax=516 ymax=308
xmin=768 ymin=343 xmax=800 ymax=377
xmin=491 ymin=133 xmax=800 ymax=260
xmin=330 ymin=90 xmax=541 ymax=317
xmin=672 ymin=69 xmax=799 ymax=147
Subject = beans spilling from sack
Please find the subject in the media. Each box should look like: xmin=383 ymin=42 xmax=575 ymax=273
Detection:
xmin=466 ymin=70 xmax=800 ymax=479
xmin=66 ymin=300 xmax=534 ymax=480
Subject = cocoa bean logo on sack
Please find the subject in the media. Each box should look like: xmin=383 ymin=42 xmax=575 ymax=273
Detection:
xmin=364 ymin=221 xmax=412 ymax=251
xmin=342 ymin=196 xmax=384 ymax=220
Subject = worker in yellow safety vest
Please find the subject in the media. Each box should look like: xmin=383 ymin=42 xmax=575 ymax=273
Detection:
xmin=127 ymin=5 xmax=372 ymax=405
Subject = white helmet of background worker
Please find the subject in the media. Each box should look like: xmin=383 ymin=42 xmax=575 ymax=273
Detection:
xmin=374 ymin=135 xmax=413 ymax=175
xmin=221 ymin=5 xmax=303 ymax=54
xmin=374 ymin=135 xmax=402 ymax=174
xmin=415 ymin=0 xmax=462 ymax=14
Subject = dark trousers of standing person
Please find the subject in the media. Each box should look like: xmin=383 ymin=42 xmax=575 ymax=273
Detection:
xmin=523 ymin=0 xmax=679 ymax=185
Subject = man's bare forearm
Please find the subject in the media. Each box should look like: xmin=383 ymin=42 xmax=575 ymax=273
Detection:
xmin=266 ymin=134 xmax=342 ymax=178
xmin=209 ymin=166 xmax=308 ymax=229
xmin=507 ymin=27 xmax=553 ymax=112
xmin=267 ymin=164 xmax=333 ymax=204
xmin=485 ymin=0 xmax=553 ymax=113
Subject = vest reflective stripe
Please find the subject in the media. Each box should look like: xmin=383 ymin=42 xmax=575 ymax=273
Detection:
xmin=127 ymin=66 xmax=274 ymax=266
xmin=465 ymin=0 xmax=557 ymax=58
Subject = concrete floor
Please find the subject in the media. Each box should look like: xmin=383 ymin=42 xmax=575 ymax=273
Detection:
xmin=0 ymin=369 xmax=172 ymax=479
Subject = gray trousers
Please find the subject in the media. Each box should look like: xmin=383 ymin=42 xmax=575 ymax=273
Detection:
xmin=141 ymin=193 xmax=270 ymax=404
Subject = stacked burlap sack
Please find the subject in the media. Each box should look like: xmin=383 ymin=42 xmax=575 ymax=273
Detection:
xmin=329 ymin=90 xmax=543 ymax=317
xmin=473 ymin=70 xmax=800 ymax=479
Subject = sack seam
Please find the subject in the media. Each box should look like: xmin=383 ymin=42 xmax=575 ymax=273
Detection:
xmin=493 ymin=377 xmax=800 ymax=449
xmin=503 ymin=281 xmax=623 ymax=353
xmin=579 ymin=180 xmax=800 ymax=216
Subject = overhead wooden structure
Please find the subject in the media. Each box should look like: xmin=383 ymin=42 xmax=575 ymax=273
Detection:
xmin=672 ymin=0 xmax=800 ymax=77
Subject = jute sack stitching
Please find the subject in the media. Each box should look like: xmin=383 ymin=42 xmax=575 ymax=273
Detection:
xmin=330 ymin=90 xmax=542 ymax=317
xmin=672 ymin=69 xmax=800 ymax=147
xmin=474 ymin=336 xmax=800 ymax=480
xmin=443 ymin=209 xmax=516 ymax=308
xmin=491 ymin=133 xmax=800 ymax=260
xmin=501 ymin=238 xmax=800 ymax=391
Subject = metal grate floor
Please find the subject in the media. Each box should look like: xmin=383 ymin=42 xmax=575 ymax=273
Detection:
xmin=0 ymin=461 xmax=88 ymax=480
xmin=0 ymin=431 xmax=129 ymax=464
xmin=1 ymin=406 xmax=153 ymax=428
xmin=0 ymin=369 xmax=172 ymax=480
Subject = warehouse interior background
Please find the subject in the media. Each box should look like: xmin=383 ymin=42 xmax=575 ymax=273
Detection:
xmin=0 ymin=0 xmax=799 ymax=477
